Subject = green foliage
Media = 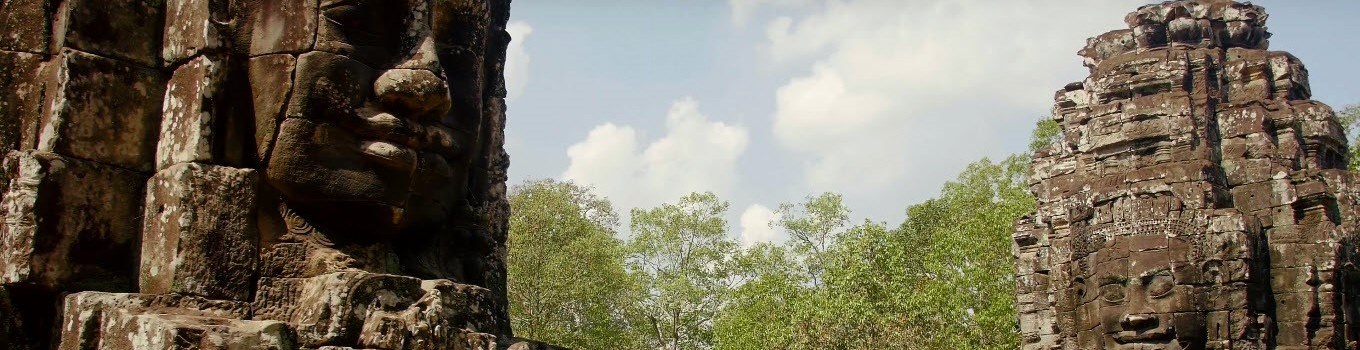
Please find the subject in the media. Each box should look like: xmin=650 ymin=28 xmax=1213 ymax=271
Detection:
xmin=507 ymin=119 xmax=1055 ymax=349
xmin=1029 ymin=118 xmax=1063 ymax=154
xmin=1340 ymin=104 xmax=1360 ymax=169
xmin=711 ymin=155 xmax=1030 ymax=349
xmin=712 ymin=243 xmax=805 ymax=350
xmin=774 ymin=193 xmax=850 ymax=287
xmin=886 ymin=155 xmax=1031 ymax=349
xmin=795 ymin=220 xmax=920 ymax=348
xmin=626 ymin=192 xmax=740 ymax=350
xmin=713 ymin=123 xmax=1043 ymax=349
xmin=507 ymin=179 xmax=645 ymax=349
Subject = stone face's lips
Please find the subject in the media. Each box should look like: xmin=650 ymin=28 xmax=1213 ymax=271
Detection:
xmin=1114 ymin=343 xmax=1183 ymax=350
xmin=359 ymin=140 xmax=417 ymax=169
xmin=1112 ymin=329 xmax=1174 ymax=343
xmin=351 ymin=107 xmax=459 ymax=160
xmin=354 ymin=109 xmax=413 ymax=145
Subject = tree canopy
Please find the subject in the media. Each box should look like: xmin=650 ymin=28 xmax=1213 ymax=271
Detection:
xmin=505 ymin=119 xmax=1064 ymax=349
xmin=507 ymin=179 xmax=645 ymax=349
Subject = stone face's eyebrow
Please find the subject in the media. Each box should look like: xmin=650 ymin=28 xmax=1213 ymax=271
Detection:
xmin=1097 ymin=274 xmax=1127 ymax=285
xmin=321 ymin=0 xmax=363 ymax=10
xmin=1139 ymin=267 xmax=1172 ymax=281
xmin=1141 ymin=267 xmax=1171 ymax=277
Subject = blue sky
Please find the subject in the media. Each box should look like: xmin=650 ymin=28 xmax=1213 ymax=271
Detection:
xmin=502 ymin=0 xmax=1360 ymax=245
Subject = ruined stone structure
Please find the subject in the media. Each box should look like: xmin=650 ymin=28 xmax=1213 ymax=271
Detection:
xmin=0 ymin=0 xmax=561 ymax=348
xmin=1014 ymin=1 xmax=1360 ymax=349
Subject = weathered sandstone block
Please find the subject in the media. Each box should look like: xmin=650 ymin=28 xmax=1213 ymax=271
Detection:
xmin=236 ymin=0 xmax=318 ymax=56
xmin=157 ymin=54 xmax=228 ymax=170
xmin=0 ymin=0 xmax=53 ymax=53
xmin=163 ymin=0 xmax=227 ymax=65
xmin=0 ymin=151 xmax=144 ymax=291
xmin=0 ymin=51 xmax=46 ymax=156
xmin=0 ymin=0 xmax=560 ymax=347
xmin=140 ymin=163 xmax=259 ymax=301
xmin=51 ymin=0 xmax=165 ymax=67
xmin=253 ymin=272 xmax=500 ymax=348
xmin=56 ymin=291 xmax=254 ymax=350
xmin=247 ymin=53 xmax=297 ymax=163
xmin=36 ymin=49 xmax=164 ymax=172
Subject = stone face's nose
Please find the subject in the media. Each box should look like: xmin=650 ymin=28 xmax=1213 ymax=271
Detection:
xmin=373 ymin=68 xmax=453 ymax=122
xmin=1121 ymin=314 xmax=1158 ymax=330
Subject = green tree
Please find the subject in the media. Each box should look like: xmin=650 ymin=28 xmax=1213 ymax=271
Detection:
xmin=627 ymin=192 xmax=740 ymax=350
xmin=800 ymin=219 xmax=920 ymax=348
xmin=507 ymin=179 xmax=645 ymax=349
xmin=714 ymin=154 xmax=1035 ymax=350
xmin=1338 ymin=104 xmax=1360 ymax=169
xmin=769 ymin=193 xmax=879 ymax=349
xmin=862 ymin=118 xmax=1045 ymax=349
xmin=712 ymin=243 xmax=805 ymax=350
xmin=1029 ymin=118 xmax=1063 ymax=153
xmin=718 ymin=117 xmax=1053 ymax=349
xmin=887 ymin=155 xmax=1031 ymax=349
xmin=774 ymin=193 xmax=850 ymax=287
xmin=716 ymin=194 xmax=918 ymax=349
xmin=787 ymin=155 xmax=1030 ymax=350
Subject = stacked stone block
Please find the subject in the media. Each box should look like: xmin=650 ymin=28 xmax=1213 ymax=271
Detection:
xmin=1015 ymin=1 xmax=1360 ymax=349
xmin=0 ymin=1 xmax=166 ymax=348
xmin=0 ymin=0 xmax=562 ymax=348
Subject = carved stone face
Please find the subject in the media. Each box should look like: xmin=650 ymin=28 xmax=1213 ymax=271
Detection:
xmin=255 ymin=0 xmax=489 ymax=238
xmin=1078 ymin=234 xmax=1206 ymax=350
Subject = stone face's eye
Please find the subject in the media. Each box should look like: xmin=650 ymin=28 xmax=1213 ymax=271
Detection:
xmin=322 ymin=0 xmax=362 ymax=25
xmin=1146 ymin=272 xmax=1175 ymax=298
xmin=1100 ymin=283 xmax=1126 ymax=303
xmin=324 ymin=4 xmax=356 ymax=17
xmin=317 ymin=0 xmax=411 ymax=67
xmin=1071 ymin=278 xmax=1087 ymax=300
xmin=324 ymin=3 xmax=390 ymax=40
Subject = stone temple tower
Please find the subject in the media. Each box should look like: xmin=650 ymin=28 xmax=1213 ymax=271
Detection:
xmin=1014 ymin=1 xmax=1360 ymax=349
xmin=0 ymin=0 xmax=562 ymax=348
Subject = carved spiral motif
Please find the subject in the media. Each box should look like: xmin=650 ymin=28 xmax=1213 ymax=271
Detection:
xmin=279 ymin=202 xmax=334 ymax=246
xmin=281 ymin=202 xmax=314 ymax=235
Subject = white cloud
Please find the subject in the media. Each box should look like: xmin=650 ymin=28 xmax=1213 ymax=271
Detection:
xmin=729 ymin=0 xmax=815 ymax=26
xmin=739 ymin=204 xmax=780 ymax=247
xmin=743 ymin=0 xmax=1143 ymax=205
xmin=564 ymin=97 xmax=750 ymax=214
xmin=505 ymin=21 xmax=532 ymax=102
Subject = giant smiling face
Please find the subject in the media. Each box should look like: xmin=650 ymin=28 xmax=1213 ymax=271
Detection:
xmin=255 ymin=0 xmax=490 ymax=238
xmin=1085 ymin=235 xmax=1204 ymax=350
xmin=1068 ymin=223 xmax=1219 ymax=350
